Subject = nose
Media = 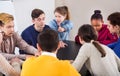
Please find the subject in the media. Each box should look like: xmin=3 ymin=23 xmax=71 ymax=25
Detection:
xmin=11 ymin=27 xmax=14 ymax=32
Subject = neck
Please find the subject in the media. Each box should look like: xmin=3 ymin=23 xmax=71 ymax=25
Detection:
xmin=34 ymin=24 xmax=43 ymax=32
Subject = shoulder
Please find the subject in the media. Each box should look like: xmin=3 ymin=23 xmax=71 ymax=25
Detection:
xmin=62 ymin=20 xmax=73 ymax=25
xmin=102 ymin=24 xmax=109 ymax=31
xmin=49 ymin=19 xmax=57 ymax=24
xmin=44 ymin=25 xmax=50 ymax=28
xmin=21 ymin=25 xmax=34 ymax=35
xmin=22 ymin=25 xmax=34 ymax=33
xmin=23 ymin=56 xmax=36 ymax=65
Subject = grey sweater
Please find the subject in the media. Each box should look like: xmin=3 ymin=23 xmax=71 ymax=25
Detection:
xmin=72 ymin=43 xmax=120 ymax=76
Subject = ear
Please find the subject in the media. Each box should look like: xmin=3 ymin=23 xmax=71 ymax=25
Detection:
xmin=79 ymin=36 xmax=84 ymax=44
xmin=37 ymin=43 xmax=42 ymax=52
xmin=32 ymin=19 xmax=35 ymax=24
xmin=56 ymin=41 xmax=61 ymax=51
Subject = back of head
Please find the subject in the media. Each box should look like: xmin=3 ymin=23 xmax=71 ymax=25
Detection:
xmin=54 ymin=6 xmax=70 ymax=20
xmin=37 ymin=29 xmax=59 ymax=52
xmin=78 ymin=24 xmax=106 ymax=57
xmin=78 ymin=24 xmax=98 ymax=42
xmin=107 ymin=12 xmax=120 ymax=27
xmin=91 ymin=10 xmax=103 ymax=20
xmin=0 ymin=13 xmax=14 ymax=25
xmin=31 ymin=8 xmax=44 ymax=20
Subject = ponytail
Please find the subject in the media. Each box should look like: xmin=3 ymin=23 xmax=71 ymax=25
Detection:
xmin=63 ymin=6 xmax=70 ymax=20
xmin=92 ymin=41 xmax=106 ymax=57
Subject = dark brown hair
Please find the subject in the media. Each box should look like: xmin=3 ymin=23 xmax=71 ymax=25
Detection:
xmin=91 ymin=10 xmax=103 ymax=21
xmin=31 ymin=8 xmax=44 ymax=20
xmin=107 ymin=12 xmax=120 ymax=26
xmin=37 ymin=29 xmax=59 ymax=52
xmin=78 ymin=24 xmax=106 ymax=57
xmin=54 ymin=6 xmax=70 ymax=20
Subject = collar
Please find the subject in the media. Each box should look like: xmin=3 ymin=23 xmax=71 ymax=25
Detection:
xmin=41 ymin=51 xmax=57 ymax=58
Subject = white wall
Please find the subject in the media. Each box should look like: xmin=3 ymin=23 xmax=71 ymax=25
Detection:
xmin=55 ymin=0 xmax=120 ymax=40
xmin=0 ymin=0 xmax=18 ymax=31
xmin=13 ymin=0 xmax=55 ymax=34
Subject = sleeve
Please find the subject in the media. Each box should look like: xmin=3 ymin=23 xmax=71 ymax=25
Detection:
xmin=0 ymin=52 xmax=26 ymax=60
xmin=14 ymin=32 xmax=37 ymax=55
xmin=62 ymin=21 xmax=73 ymax=32
xmin=72 ymin=44 xmax=90 ymax=71
xmin=48 ymin=20 xmax=58 ymax=31
xmin=75 ymin=35 xmax=81 ymax=44
xmin=100 ymin=31 xmax=118 ymax=45
xmin=0 ymin=54 xmax=20 ymax=76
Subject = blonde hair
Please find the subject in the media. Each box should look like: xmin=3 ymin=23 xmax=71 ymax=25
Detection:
xmin=0 ymin=13 xmax=14 ymax=25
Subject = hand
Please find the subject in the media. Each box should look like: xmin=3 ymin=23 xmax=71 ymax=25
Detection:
xmin=58 ymin=26 xmax=65 ymax=32
xmin=69 ymin=60 xmax=74 ymax=64
xmin=34 ymin=51 xmax=41 ymax=57
xmin=60 ymin=41 xmax=68 ymax=48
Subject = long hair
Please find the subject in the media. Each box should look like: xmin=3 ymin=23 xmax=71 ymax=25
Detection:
xmin=54 ymin=6 xmax=70 ymax=20
xmin=78 ymin=24 xmax=106 ymax=57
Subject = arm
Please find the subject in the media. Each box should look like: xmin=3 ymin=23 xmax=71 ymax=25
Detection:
xmin=48 ymin=20 xmax=58 ymax=31
xmin=72 ymin=44 xmax=90 ymax=71
xmin=100 ymin=31 xmax=118 ymax=45
xmin=0 ymin=52 xmax=26 ymax=60
xmin=14 ymin=32 xmax=37 ymax=55
xmin=0 ymin=54 xmax=20 ymax=76
xmin=62 ymin=21 xmax=73 ymax=32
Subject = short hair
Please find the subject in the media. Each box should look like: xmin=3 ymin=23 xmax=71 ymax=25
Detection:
xmin=91 ymin=10 xmax=103 ymax=20
xmin=37 ymin=29 xmax=59 ymax=52
xmin=107 ymin=12 xmax=120 ymax=26
xmin=31 ymin=8 xmax=44 ymax=20
xmin=0 ymin=13 xmax=14 ymax=25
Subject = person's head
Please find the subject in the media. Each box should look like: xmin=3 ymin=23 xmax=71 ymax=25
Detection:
xmin=78 ymin=24 xmax=97 ymax=44
xmin=54 ymin=6 xmax=70 ymax=23
xmin=0 ymin=13 xmax=14 ymax=36
xmin=78 ymin=24 xmax=106 ymax=57
xmin=91 ymin=10 xmax=103 ymax=31
xmin=37 ymin=29 xmax=60 ymax=53
xmin=107 ymin=12 xmax=120 ymax=35
xmin=31 ymin=8 xmax=45 ymax=32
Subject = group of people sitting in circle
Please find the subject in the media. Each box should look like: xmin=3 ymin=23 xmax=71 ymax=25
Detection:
xmin=0 ymin=5 xmax=120 ymax=76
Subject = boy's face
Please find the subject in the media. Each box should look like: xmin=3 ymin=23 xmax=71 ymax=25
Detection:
xmin=33 ymin=14 xmax=45 ymax=32
xmin=1 ymin=21 xmax=14 ymax=36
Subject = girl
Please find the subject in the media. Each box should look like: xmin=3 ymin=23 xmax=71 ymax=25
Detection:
xmin=73 ymin=24 xmax=120 ymax=76
xmin=49 ymin=6 xmax=73 ymax=47
xmin=75 ymin=10 xmax=118 ymax=45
